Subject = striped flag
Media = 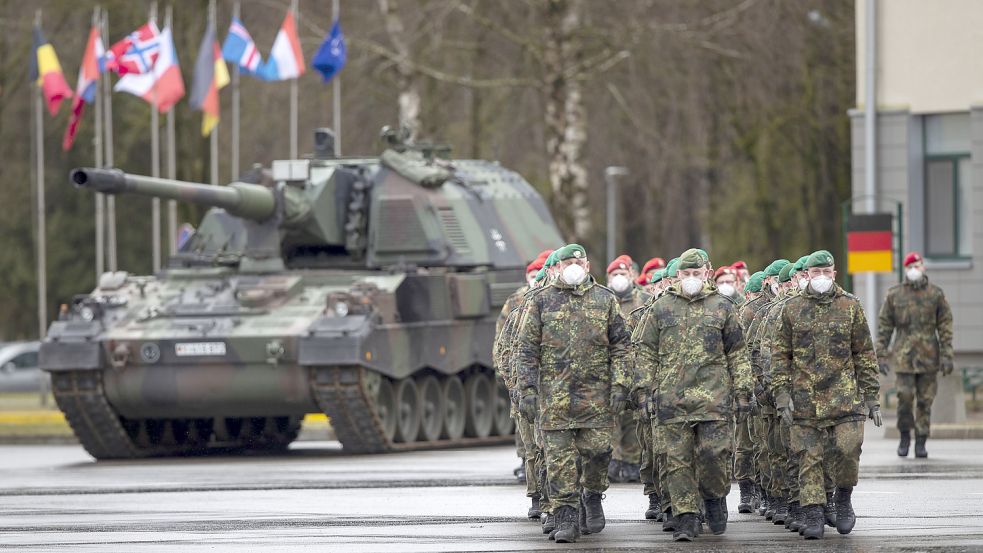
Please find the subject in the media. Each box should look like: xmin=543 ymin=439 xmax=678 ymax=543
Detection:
xmin=63 ymin=25 xmax=105 ymax=150
xmin=114 ymin=26 xmax=185 ymax=113
xmin=221 ymin=17 xmax=263 ymax=75
xmin=190 ymin=21 xmax=230 ymax=136
xmin=259 ymin=10 xmax=304 ymax=81
xmin=29 ymin=25 xmax=73 ymax=116
xmin=847 ymin=213 xmax=894 ymax=273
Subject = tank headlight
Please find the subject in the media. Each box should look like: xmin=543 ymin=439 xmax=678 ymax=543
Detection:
xmin=333 ymin=302 xmax=350 ymax=317
xmin=79 ymin=306 xmax=96 ymax=322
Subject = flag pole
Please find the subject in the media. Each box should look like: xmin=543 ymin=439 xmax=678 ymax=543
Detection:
xmin=332 ymin=0 xmax=341 ymax=156
xmin=93 ymin=6 xmax=105 ymax=279
xmin=289 ymin=0 xmax=298 ymax=158
xmin=209 ymin=0 xmax=219 ymax=185
xmin=150 ymin=1 xmax=162 ymax=271
xmin=33 ymin=8 xmax=48 ymax=341
xmin=102 ymin=9 xmax=118 ymax=272
xmin=231 ymin=0 xmax=241 ymax=180
xmin=165 ymin=5 xmax=177 ymax=255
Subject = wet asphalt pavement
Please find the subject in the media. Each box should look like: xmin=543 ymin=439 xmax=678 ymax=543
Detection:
xmin=2 ymin=421 xmax=982 ymax=552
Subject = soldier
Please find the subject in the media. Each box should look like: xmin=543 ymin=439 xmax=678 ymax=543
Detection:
xmin=634 ymin=269 xmax=666 ymax=520
xmin=633 ymin=248 xmax=753 ymax=542
xmin=606 ymin=254 xmax=651 ymax=484
xmin=732 ymin=260 xmax=751 ymax=290
xmin=877 ymin=252 xmax=954 ymax=458
xmin=738 ymin=270 xmax=769 ymax=513
xmin=770 ymin=250 xmax=881 ymax=540
xmin=516 ymin=244 xmax=631 ymax=543
xmin=714 ymin=266 xmax=742 ymax=304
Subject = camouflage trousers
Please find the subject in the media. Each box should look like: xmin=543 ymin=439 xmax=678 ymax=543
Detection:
xmin=639 ymin=416 xmax=657 ymax=496
xmin=750 ymin=414 xmax=770 ymax=492
xmin=791 ymin=420 xmax=864 ymax=507
xmin=896 ymin=372 xmax=939 ymax=437
xmin=664 ymin=420 xmax=733 ymax=515
xmin=612 ymin=411 xmax=642 ymax=464
xmin=543 ymin=426 xmax=614 ymax=510
xmin=652 ymin=423 xmax=671 ymax=512
xmin=733 ymin=416 xmax=755 ymax=481
xmin=765 ymin=415 xmax=792 ymax=498
xmin=515 ymin=415 xmax=542 ymax=498
xmin=515 ymin=420 xmax=526 ymax=458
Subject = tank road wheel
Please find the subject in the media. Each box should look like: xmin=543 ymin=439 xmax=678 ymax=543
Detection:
xmin=464 ymin=372 xmax=494 ymax=438
xmin=416 ymin=375 xmax=444 ymax=442
xmin=491 ymin=378 xmax=515 ymax=436
xmin=441 ymin=376 xmax=466 ymax=440
xmin=373 ymin=376 xmax=398 ymax=443
xmin=394 ymin=379 xmax=421 ymax=443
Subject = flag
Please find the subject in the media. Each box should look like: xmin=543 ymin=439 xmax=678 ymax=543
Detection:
xmin=259 ymin=11 xmax=304 ymax=81
xmin=190 ymin=21 xmax=230 ymax=136
xmin=63 ymin=25 xmax=105 ymax=151
xmin=114 ymin=26 xmax=185 ymax=113
xmin=104 ymin=22 xmax=160 ymax=75
xmin=312 ymin=20 xmax=346 ymax=82
xmin=847 ymin=213 xmax=895 ymax=273
xmin=29 ymin=25 xmax=73 ymax=116
xmin=221 ymin=17 xmax=263 ymax=75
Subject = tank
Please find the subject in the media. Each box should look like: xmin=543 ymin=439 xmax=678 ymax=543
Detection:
xmin=40 ymin=129 xmax=563 ymax=459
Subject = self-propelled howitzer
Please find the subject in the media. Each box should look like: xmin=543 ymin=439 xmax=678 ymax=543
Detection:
xmin=42 ymin=130 xmax=563 ymax=459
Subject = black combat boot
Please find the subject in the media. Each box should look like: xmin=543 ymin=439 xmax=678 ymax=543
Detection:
xmin=801 ymin=504 xmax=825 ymax=540
xmin=764 ymin=494 xmax=776 ymax=520
xmin=738 ymin=480 xmax=755 ymax=513
xmin=704 ymin=497 xmax=728 ymax=535
xmin=897 ymin=431 xmax=911 ymax=457
xmin=607 ymin=459 xmax=624 ymax=483
xmin=552 ymin=505 xmax=580 ymax=543
xmin=915 ymin=435 xmax=928 ymax=458
xmin=824 ymin=491 xmax=836 ymax=528
xmin=662 ymin=507 xmax=677 ymax=532
xmin=751 ymin=483 xmax=762 ymax=511
xmin=772 ymin=497 xmax=788 ymax=525
xmin=672 ymin=513 xmax=701 ymax=542
xmin=759 ymin=490 xmax=770 ymax=516
xmin=786 ymin=501 xmax=801 ymax=532
xmin=581 ymin=490 xmax=606 ymax=534
xmin=528 ymin=495 xmax=542 ymax=519
xmin=834 ymin=487 xmax=856 ymax=535
xmin=622 ymin=462 xmax=641 ymax=483
xmin=542 ymin=512 xmax=555 ymax=536
xmin=644 ymin=494 xmax=661 ymax=520
xmin=514 ymin=463 xmax=526 ymax=483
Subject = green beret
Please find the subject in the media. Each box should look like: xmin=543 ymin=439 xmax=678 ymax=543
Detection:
xmin=676 ymin=248 xmax=709 ymax=270
xmin=790 ymin=255 xmax=810 ymax=276
xmin=805 ymin=249 xmax=835 ymax=268
xmin=555 ymin=243 xmax=587 ymax=261
xmin=764 ymin=259 xmax=790 ymax=277
xmin=533 ymin=268 xmax=547 ymax=282
xmin=744 ymin=271 xmax=766 ymax=293
xmin=778 ymin=262 xmax=795 ymax=283
xmin=665 ymin=257 xmax=680 ymax=278
xmin=648 ymin=268 xmax=666 ymax=284
xmin=544 ymin=251 xmax=559 ymax=268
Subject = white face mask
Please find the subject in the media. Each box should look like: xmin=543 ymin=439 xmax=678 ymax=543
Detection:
xmin=609 ymin=274 xmax=631 ymax=293
xmin=681 ymin=277 xmax=703 ymax=296
xmin=797 ymin=278 xmax=809 ymax=291
xmin=561 ymin=263 xmax=587 ymax=286
xmin=906 ymin=268 xmax=924 ymax=282
xmin=717 ymin=283 xmax=736 ymax=298
xmin=770 ymin=283 xmax=780 ymax=295
xmin=810 ymin=275 xmax=833 ymax=294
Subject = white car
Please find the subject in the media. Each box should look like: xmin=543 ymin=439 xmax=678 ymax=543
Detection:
xmin=0 ymin=342 xmax=43 ymax=393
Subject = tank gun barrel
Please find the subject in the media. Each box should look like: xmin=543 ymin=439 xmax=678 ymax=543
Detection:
xmin=70 ymin=167 xmax=276 ymax=221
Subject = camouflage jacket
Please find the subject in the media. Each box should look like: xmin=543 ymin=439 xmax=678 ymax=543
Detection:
xmin=745 ymin=290 xmax=791 ymax=411
xmin=516 ymin=277 xmax=631 ymax=430
xmin=876 ymin=278 xmax=953 ymax=373
xmin=739 ymin=290 xmax=771 ymax=332
xmin=632 ymin=283 xmax=753 ymax=424
xmin=495 ymin=284 xmax=529 ymax=348
xmin=494 ymin=287 xmax=542 ymax=390
xmin=769 ymin=284 xmax=880 ymax=424
xmin=616 ymin=286 xmax=652 ymax=318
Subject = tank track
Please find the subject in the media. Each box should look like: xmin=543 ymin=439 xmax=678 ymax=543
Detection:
xmin=51 ymin=370 xmax=300 ymax=460
xmin=309 ymin=365 xmax=513 ymax=453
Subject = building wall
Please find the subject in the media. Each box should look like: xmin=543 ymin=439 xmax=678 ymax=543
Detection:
xmin=856 ymin=0 xmax=983 ymax=113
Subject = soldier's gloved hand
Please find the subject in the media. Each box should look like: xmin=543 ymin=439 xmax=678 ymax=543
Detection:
xmin=519 ymin=393 xmax=538 ymax=422
xmin=941 ymin=358 xmax=954 ymax=377
xmin=867 ymin=401 xmax=883 ymax=427
xmin=644 ymin=392 xmax=657 ymax=420
xmin=610 ymin=386 xmax=628 ymax=415
xmin=776 ymin=393 xmax=794 ymax=427
xmin=878 ymin=357 xmax=891 ymax=376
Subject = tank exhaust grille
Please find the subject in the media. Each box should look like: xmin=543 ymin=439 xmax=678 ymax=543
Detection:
xmin=375 ymin=197 xmax=430 ymax=252
xmin=438 ymin=207 xmax=470 ymax=255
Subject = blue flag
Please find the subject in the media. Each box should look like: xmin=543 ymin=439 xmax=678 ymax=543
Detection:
xmin=312 ymin=20 xmax=346 ymax=82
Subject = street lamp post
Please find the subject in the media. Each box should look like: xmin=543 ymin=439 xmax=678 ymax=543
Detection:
xmin=604 ymin=166 xmax=629 ymax=263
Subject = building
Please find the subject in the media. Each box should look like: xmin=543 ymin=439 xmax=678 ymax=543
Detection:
xmin=853 ymin=0 xmax=981 ymax=422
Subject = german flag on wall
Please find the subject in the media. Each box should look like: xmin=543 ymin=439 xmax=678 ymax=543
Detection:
xmin=847 ymin=213 xmax=894 ymax=273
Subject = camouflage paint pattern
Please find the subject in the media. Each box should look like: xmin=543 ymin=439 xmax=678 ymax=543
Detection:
xmin=515 ymin=278 xmax=631 ymax=431
xmin=876 ymin=278 xmax=953 ymax=374
xmin=791 ymin=421 xmax=863 ymax=507
xmin=543 ymin=427 xmax=614 ymax=509
xmin=896 ymin=372 xmax=939 ymax=436
xmin=664 ymin=420 xmax=733 ymax=515
xmin=769 ymin=284 xmax=880 ymax=425
xmin=612 ymin=287 xmax=650 ymax=464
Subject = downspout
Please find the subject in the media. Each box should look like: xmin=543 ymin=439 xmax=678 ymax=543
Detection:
xmin=864 ymin=0 xmax=879 ymax=338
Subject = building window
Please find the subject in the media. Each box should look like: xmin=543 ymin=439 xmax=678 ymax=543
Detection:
xmin=924 ymin=113 xmax=973 ymax=258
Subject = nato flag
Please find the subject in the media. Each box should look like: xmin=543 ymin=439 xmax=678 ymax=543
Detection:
xmin=312 ymin=20 xmax=346 ymax=82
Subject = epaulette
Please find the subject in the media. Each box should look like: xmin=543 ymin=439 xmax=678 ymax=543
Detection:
xmin=594 ymin=283 xmax=618 ymax=297
xmin=525 ymin=285 xmax=551 ymax=299
xmin=842 ymin=291 xmax=860 ymax=300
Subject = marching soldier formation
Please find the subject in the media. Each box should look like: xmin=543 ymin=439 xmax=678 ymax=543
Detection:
xmin=493 ymin=245 xmax=954 ymax=543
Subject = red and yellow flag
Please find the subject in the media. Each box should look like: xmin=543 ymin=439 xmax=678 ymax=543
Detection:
xmin=29 ymin=25 xmax=73 ymax=116
xmin=190 ymin=22 xmax=230 ymax=137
